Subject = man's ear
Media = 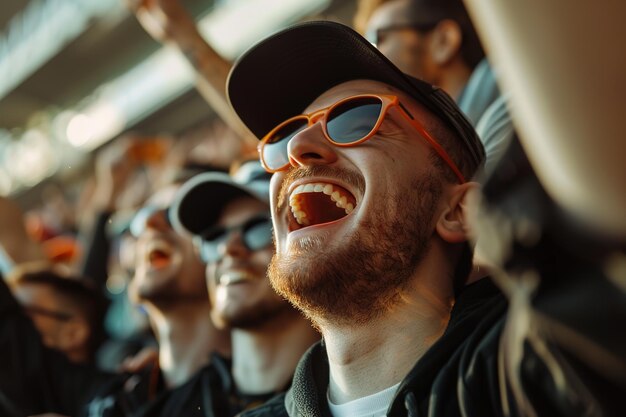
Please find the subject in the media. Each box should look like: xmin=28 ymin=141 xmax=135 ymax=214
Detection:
xmin=436 ymin=181 xmax=479 ymax=243
xmin=428 ymin=19 xmax=463 ymax=65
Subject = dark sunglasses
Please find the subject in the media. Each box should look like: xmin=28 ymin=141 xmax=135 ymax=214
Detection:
xmin=257 ymin=94 xmax=465 ymax=183
xmin=24 ymin=305 xmax=73 ymax=321
xmin=129 ymin=205 xmax=171 ymax=238
xmin=366 ymin=22 xmax=439 ymax=46
xmin=194 ymin=215 xmax=273 ymax=263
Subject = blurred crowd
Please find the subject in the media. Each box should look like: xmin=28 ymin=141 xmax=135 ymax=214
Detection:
xmin=0 ymin=0 xmax=624 ymax=417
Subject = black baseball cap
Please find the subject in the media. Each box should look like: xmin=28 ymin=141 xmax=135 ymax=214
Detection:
xmin=171 ymin=161 xmax=271 ymax=236
xmin=227 ymin=20 xmax=485 ymax=175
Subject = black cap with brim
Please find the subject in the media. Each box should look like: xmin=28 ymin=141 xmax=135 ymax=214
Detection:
xmin=171 ymin=162 xmax=271 ymax=237
xmin=227 ymin=20 xmax=484 ymax=172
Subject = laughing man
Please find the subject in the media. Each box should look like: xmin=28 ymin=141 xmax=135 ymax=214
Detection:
xmin=227 ymin=21 xmax=499 ymax=417
xmin=225 ymin=20 xmax=626 ymax=417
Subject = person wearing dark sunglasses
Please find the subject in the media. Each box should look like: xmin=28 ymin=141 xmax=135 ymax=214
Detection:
xmin=84 ymin=181 xmax=234 ymax=416
xmin=171 ymin=160 xmax=319 ymax=415
xmin=0 ymin=177 xmax=233 ymax=417
xmin=364 ymin=0 xmax=485 ymax=109
xmin=363 ymin=0 xmax=513 ymax=175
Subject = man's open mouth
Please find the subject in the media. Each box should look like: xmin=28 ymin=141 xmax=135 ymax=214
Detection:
xmin=288 ymin=182 xmax=357 ymax=229
xmin=146 ymin=241 xmax=173 ymax=269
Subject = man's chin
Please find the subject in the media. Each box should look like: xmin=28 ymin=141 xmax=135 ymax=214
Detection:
xmin=268 ymin=252 xmax=366 ymax=326
xmin=282 ymin=232 xmax=328 ymax=257
xmin=218 ymin=304 xmax=290 ymax=330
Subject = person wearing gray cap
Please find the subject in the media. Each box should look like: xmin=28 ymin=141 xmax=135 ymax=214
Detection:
xmin=224 ymin=20 xmax=624 ymax=417
xmin=172 ymin=160 xmax=319 ymax=415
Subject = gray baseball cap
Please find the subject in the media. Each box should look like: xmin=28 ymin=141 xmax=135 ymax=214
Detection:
xmin=171 ymin=160 xmax=271 ymax=236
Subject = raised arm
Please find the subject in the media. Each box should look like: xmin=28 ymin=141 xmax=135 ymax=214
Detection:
xmin=127 ymin=0 xmax=256 ymax=147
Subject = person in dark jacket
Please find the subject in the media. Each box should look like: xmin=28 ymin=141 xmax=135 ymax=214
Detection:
xmin=0 ymin=179 xmax=232 ymax=417
xmin=224 ymin=21 xmax=626 ymax=417
xmin=7 ymin=265 xmax=109 ymax=364
xmin=171 ymin=160 xmax=320 ymax=415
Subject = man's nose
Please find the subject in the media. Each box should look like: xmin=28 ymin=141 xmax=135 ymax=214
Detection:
xmin=217 ymin=230 xmax=248 ymax=260
xmin=144 ymin=209 xmax=170 ymax=232
xmin=287 ymin=122 xmax=339 ymax=168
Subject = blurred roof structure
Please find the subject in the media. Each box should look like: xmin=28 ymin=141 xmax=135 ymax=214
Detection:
xmin=0 ymin=0 xmax=355 ymax=198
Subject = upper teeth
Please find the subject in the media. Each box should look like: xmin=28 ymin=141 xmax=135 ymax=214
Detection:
xmin=146 ymin=240 xmax=171 ymax=257
xmin=289 ymin=182 xmax=355 ymax=225
xmin=219 ymin=272 xmax=249 ymax=285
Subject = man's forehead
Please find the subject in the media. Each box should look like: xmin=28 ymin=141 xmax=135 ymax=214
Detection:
xmin=216 ymin=195 xmax=268 ymax=224
xmin=146 ymin=185 xmax=179 ymax=207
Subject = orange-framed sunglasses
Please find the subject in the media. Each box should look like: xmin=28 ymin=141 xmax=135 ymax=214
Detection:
xmin=257 ymin=93 xmax=465 ymax=183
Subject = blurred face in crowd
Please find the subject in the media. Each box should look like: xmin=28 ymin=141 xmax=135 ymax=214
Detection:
xmin=205 ymin=196 xmax=289 ymax=329
xmin=367 ymin=0 xmax=438 ymax=82
xmin=12 ymin=282 xmax=83 ymax=355
xmin=130 ymin=185 xmax=207 ymax=306
xmin=268 ymin=80 xmax=448 ymax=326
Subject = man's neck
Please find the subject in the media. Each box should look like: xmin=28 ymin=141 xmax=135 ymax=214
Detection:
xmin=149 ymin=301 xmax=230 ymax=388
xmin=232 ymin=310 xmax=319 ymax=395
xmin=324 ymin=268 xmax=453 ymax=404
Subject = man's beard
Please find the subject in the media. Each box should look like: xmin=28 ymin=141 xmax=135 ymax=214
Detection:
xmin=131 ymin=272 xmax=207 ymax=307
xmin=215 ymin=297 xmax=294 ymax=330
xmin=268 ymin=169 xmax=442 ymax=327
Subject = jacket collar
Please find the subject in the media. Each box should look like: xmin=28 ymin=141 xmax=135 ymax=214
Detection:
xmin=284 ymin=278 xmax=505 ymax=417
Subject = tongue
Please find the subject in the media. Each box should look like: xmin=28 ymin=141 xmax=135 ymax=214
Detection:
xmin=149 ymin=251 xmax=171 ymax=268
xmin=295 ymin=192 xmax=349 ymax=226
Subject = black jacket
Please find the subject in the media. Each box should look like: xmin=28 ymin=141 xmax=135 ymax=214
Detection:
xmin=0 ymin=277 xmax=234 ymax=417
xmin=241 ymin=275 xmax=626 ymax=417
xmin=82 ymin=354 xmax=234 ymax=417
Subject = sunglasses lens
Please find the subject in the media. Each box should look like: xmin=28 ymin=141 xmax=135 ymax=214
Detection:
xmin=197 ymin=216 xmax=272 ymax=263
xmin=199 ymin=242 xmax=220 ymax=263
xmin=243 ymin=218 xmax=273 ymax=251
xmin=327 ymin=97 xmax=382 ymax=144
xmin=263 ymin=118 xmax=308 ymax=170
xmin=197 ymin=227 xmax=227 ymax=263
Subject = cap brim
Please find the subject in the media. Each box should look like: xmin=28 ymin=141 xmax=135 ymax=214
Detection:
xmin=227 ymin=21 xmax=483 ymax=168
xmin=171 ymin=172 xmax=270 ymax=236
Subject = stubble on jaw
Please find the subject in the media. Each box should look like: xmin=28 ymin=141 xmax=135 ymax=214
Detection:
xmin=268 ymin=171 xmax=442 ymax=328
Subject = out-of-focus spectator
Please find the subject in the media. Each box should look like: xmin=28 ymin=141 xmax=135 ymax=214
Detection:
xmin=0 ymin=177 xmax=231 ymax=416
xmin=354 ymin=0 xmax=391 ymax=35
xmin=365 ymin=0 xmax=485 ymax=102
xmin=79 ymin=134 xmax=171 ymax=288
xmin=7 ymin=263 xmax=109 ymax=364
xmin=172 ymin=161 xmax=320 ymax=414
xmin=363 ymin=0 xmax=514 ymax=174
